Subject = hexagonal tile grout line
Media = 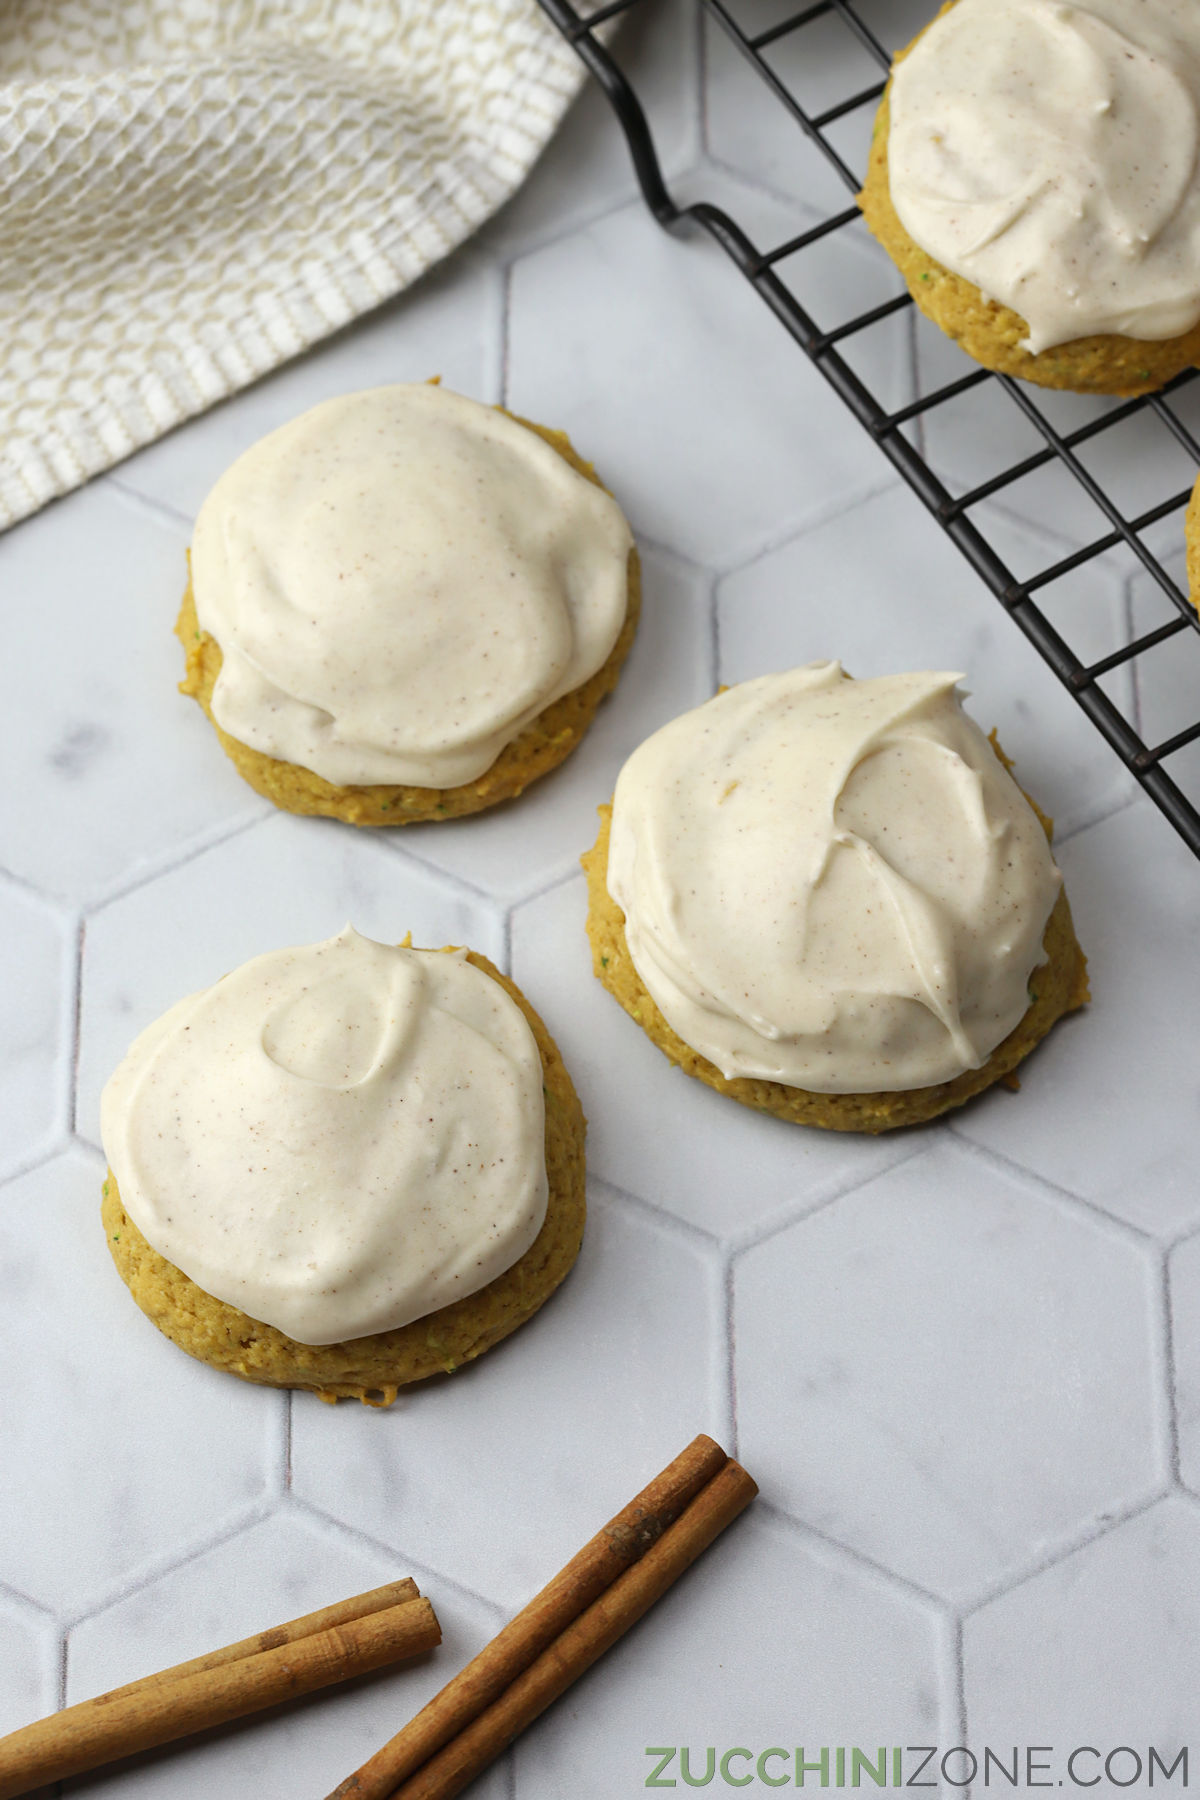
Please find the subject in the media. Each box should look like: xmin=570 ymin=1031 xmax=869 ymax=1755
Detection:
xmin=498 ymin=259 xmax=513 ymax=409
xmin=904 ymin=307 xmax=930 ymax=467
xmin=67 ymin=912 xmax=85 ymax=1143
xmin=941 ymin=1615 xmax=970 ymax=1781
xmin=589 ymin=1176 xmax=736 ymax=1451
xmin=0 ymin=1137 xmax=71 ymax=1196
xmin=67 ymin=1131 xmax=105 ymax=1178
xmin=263 ymin=1386 xmax=292 ymax=1504
xmin=690 ymin=137 xmax=901 ymax=278
xmin=575 ymin=1180 xmax=737 ymax=1447
xmin=103 ymin=472 xmax=191 ymax=532
xmin=720 ymin=1500 xmax=970 ymax=1785
xmin=282 ymin=1388 xmax=295 ymax=1492
xmin=1158 ymin=1209 xmax=1200 ymax=1258
xmin=755 ymin=1475 xmax=1177 ymax=1766
xmin=943 ymin=1126 xmax=1162 ymax=1251
xmin=1168 ymin=1482 xmax=1200 ymax=1524
xmin=1117 ymin=555 xmax=1138 ymax=665
xmin=696 ymin=0 xmax=712 ymax=152
xmin=616 ymin=533 xmax=719 ymax=694
xmin=0 ymin=859 xmax=72 ymax=911
xmin=479 ymin=255 xmax=508 ymax=408
xmin=500 ymin=859 xmax=581 ymax=933
xmin=691 ymin=147 xmax=830 ymax=236
xmin=721 ymin=1136 xmax=933 ymax=1262
xmin=713 ymin=1250 xmax=738 ymax=1457
xmin=750 ymin=1495 xmax=957 ymax=1635
xmin=956 ymin=1485 xmax=1170 ymax=1626
xmin=708 ymin=471 xmax=902 ymax=589
xmin=284 ymin=1490 xmax=509 ymax=1624
xmin=939 ymin=1130 xmax=1184 ymax=1512
xmin=0 ymin=1572 xmax=59 ymax=1631
xmin=77 ymin=806 xmax=269 ymax=920
xmin=621 ymin=529 xmax=716 ymax=609
xmin=724 ymin=1253 xmax=740 ymax=1466
xmin=590 ymin=1172 xmax=726 ymax=1253
xmin=1053 ymin=786 xmax=1140 ymax=848
xmin=371 ymin=827 xmax=526 ymax=912
xmin=703 ymin=562 xmax=721 ymax=695
xmin=1155 ymin=1250 xmax=1184 ymax=1489
xmin=728 ymin=1125 xmax=1176 ymax=1620
xmin=56 ymin=1496 xmax=282 ymax=1647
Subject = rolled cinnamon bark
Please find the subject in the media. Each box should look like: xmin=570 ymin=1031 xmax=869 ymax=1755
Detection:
xmin=395 ymin=1458 xmax=757 ymax=1800
xmin=92 ymin=1576 xmax=420 ymax=1703
xmin=329 ymin=1435 xmax=755 ymax=1800
xmin=0 ymin=1591 xmax=439 ymax=1800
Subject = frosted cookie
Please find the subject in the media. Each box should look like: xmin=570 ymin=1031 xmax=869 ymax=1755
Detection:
xmin=178 ymin=384 xmax=640 ymax=824
xmin=859 ymin=0 xmax=1200 ymax=396
xmin=582 ymin=665 xmax=1088 ymax=1133
xmin=101 ymin=929 xmax=586 ymax=1402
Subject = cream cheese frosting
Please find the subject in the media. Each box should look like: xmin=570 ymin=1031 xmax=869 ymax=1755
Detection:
xmin=189 ymin=384 xmax=634 ymax=788
xmin=605 ymin=665 xmax=1062 ymax=1094
xmin=888 ymin=0 xmax=1200 ymax=352
xmin=100 ymin=928 xmax=549 ymax=1345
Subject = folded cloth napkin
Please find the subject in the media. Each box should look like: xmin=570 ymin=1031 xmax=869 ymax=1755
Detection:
xmin=0 ymin=0 xmax=585 ymax=529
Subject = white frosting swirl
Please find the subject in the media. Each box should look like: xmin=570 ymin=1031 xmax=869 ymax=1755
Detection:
xmin=606 ymin=665 xmax=1062 ymax=1094
xmin=888 ymin=0 xmax=1200 ymax=352
xmin=190 ymin=384 xmax=633 ymax=787
xmin=100 ymin=929 xmax=548 ymax=1345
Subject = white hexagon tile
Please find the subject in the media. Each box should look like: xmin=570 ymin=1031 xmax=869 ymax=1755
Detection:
xmin=3 ymin=3 xmax=1200 ymax=1796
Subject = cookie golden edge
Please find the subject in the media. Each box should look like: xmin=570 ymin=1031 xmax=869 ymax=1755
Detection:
xmin=1187 ymin=474 xmax=1200 ymax=613
xmin=581 ymin=744 xmax=1089 ymax=1135
xmin=857 ymin=5 xmax=1200 ymax=398
xmin=176 ymin=413 xmax=642 ymax=825
xmin=101 ymin=951 xmax=587 ymax=1404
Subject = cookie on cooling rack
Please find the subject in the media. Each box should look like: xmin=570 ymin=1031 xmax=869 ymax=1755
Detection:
xmin=858 ymin=0 xmax=1200 ymax=396
xmin=178 ymin=382 xmax=640 ymax=824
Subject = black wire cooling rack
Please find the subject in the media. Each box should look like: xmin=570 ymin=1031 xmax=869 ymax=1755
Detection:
xmin=536 ymin=0 xmax=1200 ymax=858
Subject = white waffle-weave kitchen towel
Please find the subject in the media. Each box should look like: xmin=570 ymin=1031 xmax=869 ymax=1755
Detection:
xmin=0 ymin=1 xmax=587 ymax=529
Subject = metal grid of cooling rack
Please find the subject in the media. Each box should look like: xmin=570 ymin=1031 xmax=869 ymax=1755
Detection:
xmin=535 ymin=0 xmax=1200 ymax=857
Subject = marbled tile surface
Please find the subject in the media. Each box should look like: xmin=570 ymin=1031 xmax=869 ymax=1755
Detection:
xmin=3 ymin=4 xmax=1199 ymax=1795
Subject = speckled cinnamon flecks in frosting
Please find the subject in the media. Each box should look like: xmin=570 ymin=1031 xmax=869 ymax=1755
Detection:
xmin=605 ymin=665 xmax=1062 ymax=1094
xmin=888 ymin=0 xmax=1200 ymax=352
xmin=99 ymin=928 xmax=549 ymax=1345
xmin=189 ymin=383 xmax=634 ymax=787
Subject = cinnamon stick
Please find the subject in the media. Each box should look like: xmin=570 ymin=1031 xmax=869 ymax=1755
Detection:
xmin=90 ymin=1577 xmax=420 ymax=1705
xmin=328 ymin=1436 xmax=754 ymax=1800
xmin=0 ymin=1591 xmax=439 ymax=1800
xmin=397 ymin=1457 xmax=756 ymax=1800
